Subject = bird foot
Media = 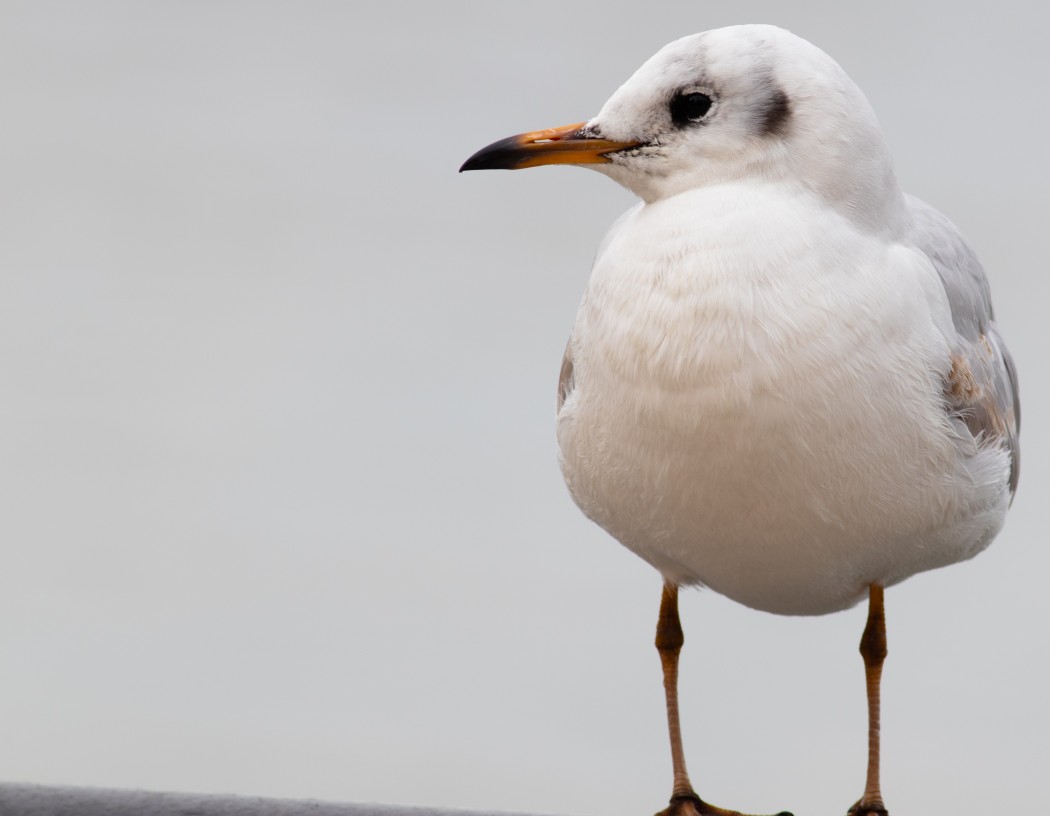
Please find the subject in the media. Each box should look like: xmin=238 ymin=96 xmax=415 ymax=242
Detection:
xmin=847 ymin=799 xmax=888 ymax=816
xmin=655 ymin=793 xmax=794 ymax=816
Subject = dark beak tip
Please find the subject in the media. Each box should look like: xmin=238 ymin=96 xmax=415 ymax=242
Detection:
xmin=459 ymin=154 xmax=510 ymax=173
xmin=459 ymin=135 xmax=525 ymax=173
xmin=458 ymin=155 xmax=485 ymax=173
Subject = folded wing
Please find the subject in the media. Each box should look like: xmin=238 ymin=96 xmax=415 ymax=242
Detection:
xmin=906 ymin=194 xmax=1020 ymax=497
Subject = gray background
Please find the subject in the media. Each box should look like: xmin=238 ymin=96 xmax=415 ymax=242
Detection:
xmin=1 ymin=2 xmax=1045 ymax=815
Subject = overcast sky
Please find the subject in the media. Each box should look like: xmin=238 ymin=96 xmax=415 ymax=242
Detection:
xmin=1 ymin=2 xmax=1046 ymax=816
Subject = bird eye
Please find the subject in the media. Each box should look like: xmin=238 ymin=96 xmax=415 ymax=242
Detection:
xmin=670 ymin=92 xmax=713 ymax=125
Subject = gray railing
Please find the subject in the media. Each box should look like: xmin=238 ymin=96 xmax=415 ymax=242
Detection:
xmin=0 ymin=784 xmax=540 ymax=816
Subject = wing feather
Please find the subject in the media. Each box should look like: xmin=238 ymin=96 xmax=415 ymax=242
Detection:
xmin=557 ymin=339 xmax=575 ymax=412
xmin=906 ymin=194 xmax=1020 ymax=496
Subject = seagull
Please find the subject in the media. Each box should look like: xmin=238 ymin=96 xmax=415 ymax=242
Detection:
xmin=461 ymin=24 xmax=1019 ymax=816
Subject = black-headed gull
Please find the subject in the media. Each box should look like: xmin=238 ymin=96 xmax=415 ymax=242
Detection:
xmin=462 ymin=24 xmax=1019 ymax=816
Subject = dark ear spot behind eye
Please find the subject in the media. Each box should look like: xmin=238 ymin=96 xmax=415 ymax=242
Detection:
xmin=759 ymin=88 xmax=791 ymax=136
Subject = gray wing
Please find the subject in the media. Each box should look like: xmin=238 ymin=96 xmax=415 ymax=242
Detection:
xmin=905 ymin=194 xmax=1020 ymax=496
xmin=557 ymin=338 xmax=574 ymax=412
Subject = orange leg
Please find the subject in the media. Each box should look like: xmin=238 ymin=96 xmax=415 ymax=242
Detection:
xmin=654 ymin=583 xmax=792 ymax=816
xmin=848 ymin=584 xmax=889 ymax=816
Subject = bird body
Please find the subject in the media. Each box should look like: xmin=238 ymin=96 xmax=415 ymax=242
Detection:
xmin=557 ymin=181 xmax=1012 ymax=615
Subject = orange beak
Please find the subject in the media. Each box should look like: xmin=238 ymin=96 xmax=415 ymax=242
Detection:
xmin=460 ymin=121 xmax=639 ymax=171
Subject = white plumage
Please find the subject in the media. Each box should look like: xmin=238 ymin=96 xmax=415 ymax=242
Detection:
xmin=558 ymin=183 xmax=1011 ymax=615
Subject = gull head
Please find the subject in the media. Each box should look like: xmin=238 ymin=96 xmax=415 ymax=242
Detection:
xmin=462 ymin=25 xmax=904 ymax=229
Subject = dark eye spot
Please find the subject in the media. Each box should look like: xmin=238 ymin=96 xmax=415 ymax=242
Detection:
xmin=670 ymin=92 xmax=713 ymax=126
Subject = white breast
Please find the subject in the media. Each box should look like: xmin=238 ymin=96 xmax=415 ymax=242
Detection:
xmin=557 ymin=184 xmax=1010 ymax=615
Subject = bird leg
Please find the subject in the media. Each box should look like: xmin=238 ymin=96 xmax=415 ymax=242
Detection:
xmin=656 ymin=582 xmax=694 ymax=806
xmin=653 ymin=582 xmax=792 ymax=816
xmin=848 ymin=584 xmax=889 ymax=816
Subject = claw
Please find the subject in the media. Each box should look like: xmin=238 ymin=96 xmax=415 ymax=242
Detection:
xmin=847 ymin=799 xmax=888 ymax=816
xmin=655 ymin=794 xmax=793 ymax=816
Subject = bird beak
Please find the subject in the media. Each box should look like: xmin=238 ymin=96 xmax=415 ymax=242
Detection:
xmin=459 ymin=121 xmax=638 ymax=171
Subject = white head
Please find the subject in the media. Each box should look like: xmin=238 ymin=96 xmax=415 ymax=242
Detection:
xmin=463 ymin=25 xmax=905 ymax=234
